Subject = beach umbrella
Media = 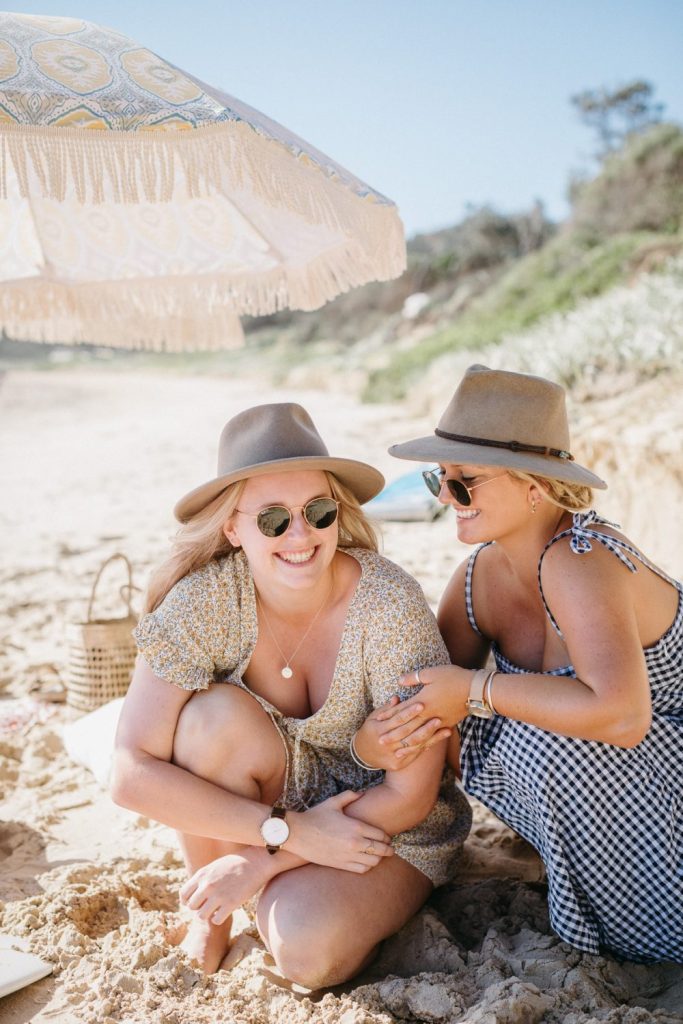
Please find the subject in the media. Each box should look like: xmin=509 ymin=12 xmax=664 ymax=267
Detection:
xmin=0 ymin=12 xmax=405 ymax=351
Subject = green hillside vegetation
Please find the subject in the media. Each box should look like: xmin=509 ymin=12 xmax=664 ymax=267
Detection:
xmin=363 ymin=122 xmax=683 ymax=401
xmin=244 ymin=202 xmax=555 ymax=348
xmin=571 ymin=122 xmax=683 ymax=237
xmin=363 ymin=231 xmax=668 ymax=401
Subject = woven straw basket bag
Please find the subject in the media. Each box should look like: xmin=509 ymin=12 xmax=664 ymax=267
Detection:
xmin=66 ymin=553 xmax=138 ymax=712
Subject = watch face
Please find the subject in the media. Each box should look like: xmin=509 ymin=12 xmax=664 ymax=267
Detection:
xmin=261 ymin=816 xmax=290 ymax=846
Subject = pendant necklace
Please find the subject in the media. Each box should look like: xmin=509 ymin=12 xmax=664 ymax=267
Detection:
xmin=256 ymin=584 xmax=333 ymax=679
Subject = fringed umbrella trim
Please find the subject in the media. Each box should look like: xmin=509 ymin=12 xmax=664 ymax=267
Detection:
xmin=0 ymin=225 xmax=399 ymax=349
xmin=0 ymin=120 xmax=405 ymax=278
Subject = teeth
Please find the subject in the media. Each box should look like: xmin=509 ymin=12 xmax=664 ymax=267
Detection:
xmin=456 ymin=510 xmax=480 ymax=519
xmin=279 ymin=549 xmax=315 ymax=564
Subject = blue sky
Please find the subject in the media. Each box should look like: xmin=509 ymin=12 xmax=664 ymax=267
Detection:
xmin=7 ymin=1 xmax=682 ymax=236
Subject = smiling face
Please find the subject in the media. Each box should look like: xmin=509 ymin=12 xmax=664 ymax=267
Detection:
xmin=436 ymin=463 xmax=535 ymax=542
xmin=223 ymin=469 xmax=339 ymax=595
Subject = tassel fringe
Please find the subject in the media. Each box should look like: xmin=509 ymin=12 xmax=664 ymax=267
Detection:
xmin=0 ymin=119 xmax=405 ymax=267
xmin=0 ymin=225 xmax=398 ymax=349
xmin=0 ymin=121 xmax=406 ymax=346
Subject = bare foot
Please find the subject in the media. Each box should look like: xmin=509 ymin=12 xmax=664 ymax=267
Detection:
xmin=180 ymin=915 xmax=233 ymax=974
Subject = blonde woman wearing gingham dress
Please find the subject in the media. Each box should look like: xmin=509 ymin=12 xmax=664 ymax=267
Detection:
xmin=459 ymin=512 xmax=683 ymax=962
xmin=357 ymin=365 xmax=683 ymax=965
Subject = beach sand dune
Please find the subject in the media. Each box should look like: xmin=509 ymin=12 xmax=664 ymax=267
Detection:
xmin=1 ymin=368 xmax=681 ymax=1023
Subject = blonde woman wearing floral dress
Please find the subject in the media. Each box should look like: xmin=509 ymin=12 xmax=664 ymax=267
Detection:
xmin=111 ymin=403 xmax=470 ymax=984
xmin=356 ymin=365 xmax=683 ymax=964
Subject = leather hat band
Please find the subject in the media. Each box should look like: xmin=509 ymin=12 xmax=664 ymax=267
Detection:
xmin=434 ymin=428 xmax=574 ymax=461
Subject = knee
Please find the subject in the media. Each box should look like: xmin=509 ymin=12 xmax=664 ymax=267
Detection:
xmin=257 ymin=885 xmax=368 ymax=989
xmin=172 ymin=684 xmax=263 ymax=772
xmin=271 ymin=930 xmax=358 ymax=990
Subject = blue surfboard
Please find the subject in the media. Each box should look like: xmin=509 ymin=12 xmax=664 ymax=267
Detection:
xmin=365 ymin=467 xmax=444 ymax=522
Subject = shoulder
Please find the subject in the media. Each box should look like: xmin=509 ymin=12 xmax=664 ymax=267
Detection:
xmin=349 ymin=547 xmax=427 ymax=599
xmin=180 ymin=550 xmax=246 ymax=588
xmin=155 ymin=551 xmax=250 ymax=614
xmin=347 ymin=548 xmax=439 ymax=631
xmin=541 ymin=515 xmax=633 ymax=569
xmin=441 ymin=542 xmax=498 ymax=602
xmin=540 ymin=521 xmax=635 ymax=598
xmin=348 ymin=551 xmax=448 ymax=664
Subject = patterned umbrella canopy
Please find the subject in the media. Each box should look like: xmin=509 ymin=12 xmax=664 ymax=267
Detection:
xmin=0 ymin=13 xmax=405 ymax=350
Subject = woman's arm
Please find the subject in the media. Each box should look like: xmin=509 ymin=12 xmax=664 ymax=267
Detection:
xmin=374 ymin=541 xmax=653 ymax=750
xmin=113 ymin=659 xmax=426 ymax=929
xmin=349 ymin=563 xmax=455 ymax=804
xmin=111 ymin=659 xmax=393 ymax=872
xmin=355 ymin=558 xmax=489 ymax=769
xmin=501 ymin=538 xmax=652 ymax=745
xmin=176 ymin=742 xmax=448 ymax=929
xmin=346 ymin=741 xmax=448 ymax=834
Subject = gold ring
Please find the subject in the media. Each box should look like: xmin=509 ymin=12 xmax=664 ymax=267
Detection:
xmin=400 ymin=740 xmax=410 ymax=749
xmin=364 ymin=842 xmax=375 ymax=856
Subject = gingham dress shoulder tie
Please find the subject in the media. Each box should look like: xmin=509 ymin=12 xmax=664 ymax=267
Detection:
xmin=538 ymin=510 xmax=680 ymax=638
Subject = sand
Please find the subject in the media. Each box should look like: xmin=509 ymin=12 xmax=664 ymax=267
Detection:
xmin=1 ymin=367 xmax=682 ymax=1024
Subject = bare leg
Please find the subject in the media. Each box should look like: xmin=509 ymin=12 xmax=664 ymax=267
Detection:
xmin=171 ymin=684 xmax=286 ymax=972
xmin=257 ymin=854 xmax=432 ymax=990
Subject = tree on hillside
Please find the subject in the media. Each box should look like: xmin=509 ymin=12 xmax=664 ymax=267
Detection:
xmin=571 ymin=80 xmax=665 ymax=158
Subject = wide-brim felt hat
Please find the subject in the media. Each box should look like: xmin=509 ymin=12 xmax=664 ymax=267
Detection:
xmin=174 ymin=402 xmax=385 ymax=522
xmin=389 ymin=364 xmax=607 ymax=490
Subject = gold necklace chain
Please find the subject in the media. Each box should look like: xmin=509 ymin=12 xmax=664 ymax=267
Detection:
xmin=255 ymin=584 xmax=333 ymax=679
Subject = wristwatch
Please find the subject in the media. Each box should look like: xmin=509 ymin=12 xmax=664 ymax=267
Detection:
xmin=260 ymin=805 xmax=289 ymax=854
xmin=465 ymin=669 xmax=494 ymax=719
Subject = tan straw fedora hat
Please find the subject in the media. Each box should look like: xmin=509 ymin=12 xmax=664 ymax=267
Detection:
xmin=175 ymin=402 xmax=385 ymax=522
xmin=389 ymin=364 xmax=607 ymax=489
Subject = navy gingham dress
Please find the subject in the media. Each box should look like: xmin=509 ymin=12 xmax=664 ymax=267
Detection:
xmin=458 ymin=511 xmax=683 ymax=963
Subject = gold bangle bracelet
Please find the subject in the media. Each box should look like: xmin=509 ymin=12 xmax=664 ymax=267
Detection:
xmin=485 ymin=670 xmax=498 ymax=716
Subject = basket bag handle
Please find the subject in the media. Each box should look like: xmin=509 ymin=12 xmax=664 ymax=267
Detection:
xmin=86 ymin=553 xmax=136 ymax=622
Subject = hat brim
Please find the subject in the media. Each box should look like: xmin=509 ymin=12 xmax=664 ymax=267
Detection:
xmin=388 ymin=436 xmax=607 ymax=490
xmin=174 ymin=456 xmax=385 ymax=522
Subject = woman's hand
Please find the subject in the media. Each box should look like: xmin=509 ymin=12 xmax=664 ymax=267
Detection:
xmin=287 ymin=790 xmax=394 ymax=873
xmin=180 ymin=850 xmax=269 ymax=926
xmin=371 ymin=666 xmax=473 ymax=762
xmin=354 ymin=694 xmax=452 ymax=771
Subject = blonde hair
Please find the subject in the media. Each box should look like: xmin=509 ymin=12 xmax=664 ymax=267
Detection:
xmin=507 ymin=469 xmax=593 ymax=513
xmin=327 ymin=474 xmax=379 ymax=553
xmin=144 ymin=471 xmax=378 ymax=613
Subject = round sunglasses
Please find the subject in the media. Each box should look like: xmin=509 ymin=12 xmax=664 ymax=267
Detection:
xmin=422 ymin=468 xmax=505 ymax=506
xmin=236 ymin=496 xmax=340 ymax=537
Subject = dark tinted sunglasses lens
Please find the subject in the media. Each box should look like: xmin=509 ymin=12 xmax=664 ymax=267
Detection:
xmin=257 ymin=506 xmax=291 ymax=537
xmin=422 ymin=470 xmax=441 ymax=497
xmin=304 ymin=498 xmax=338 ymax=530
xmin=446 ymin=479 xmax=471 ymax=505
